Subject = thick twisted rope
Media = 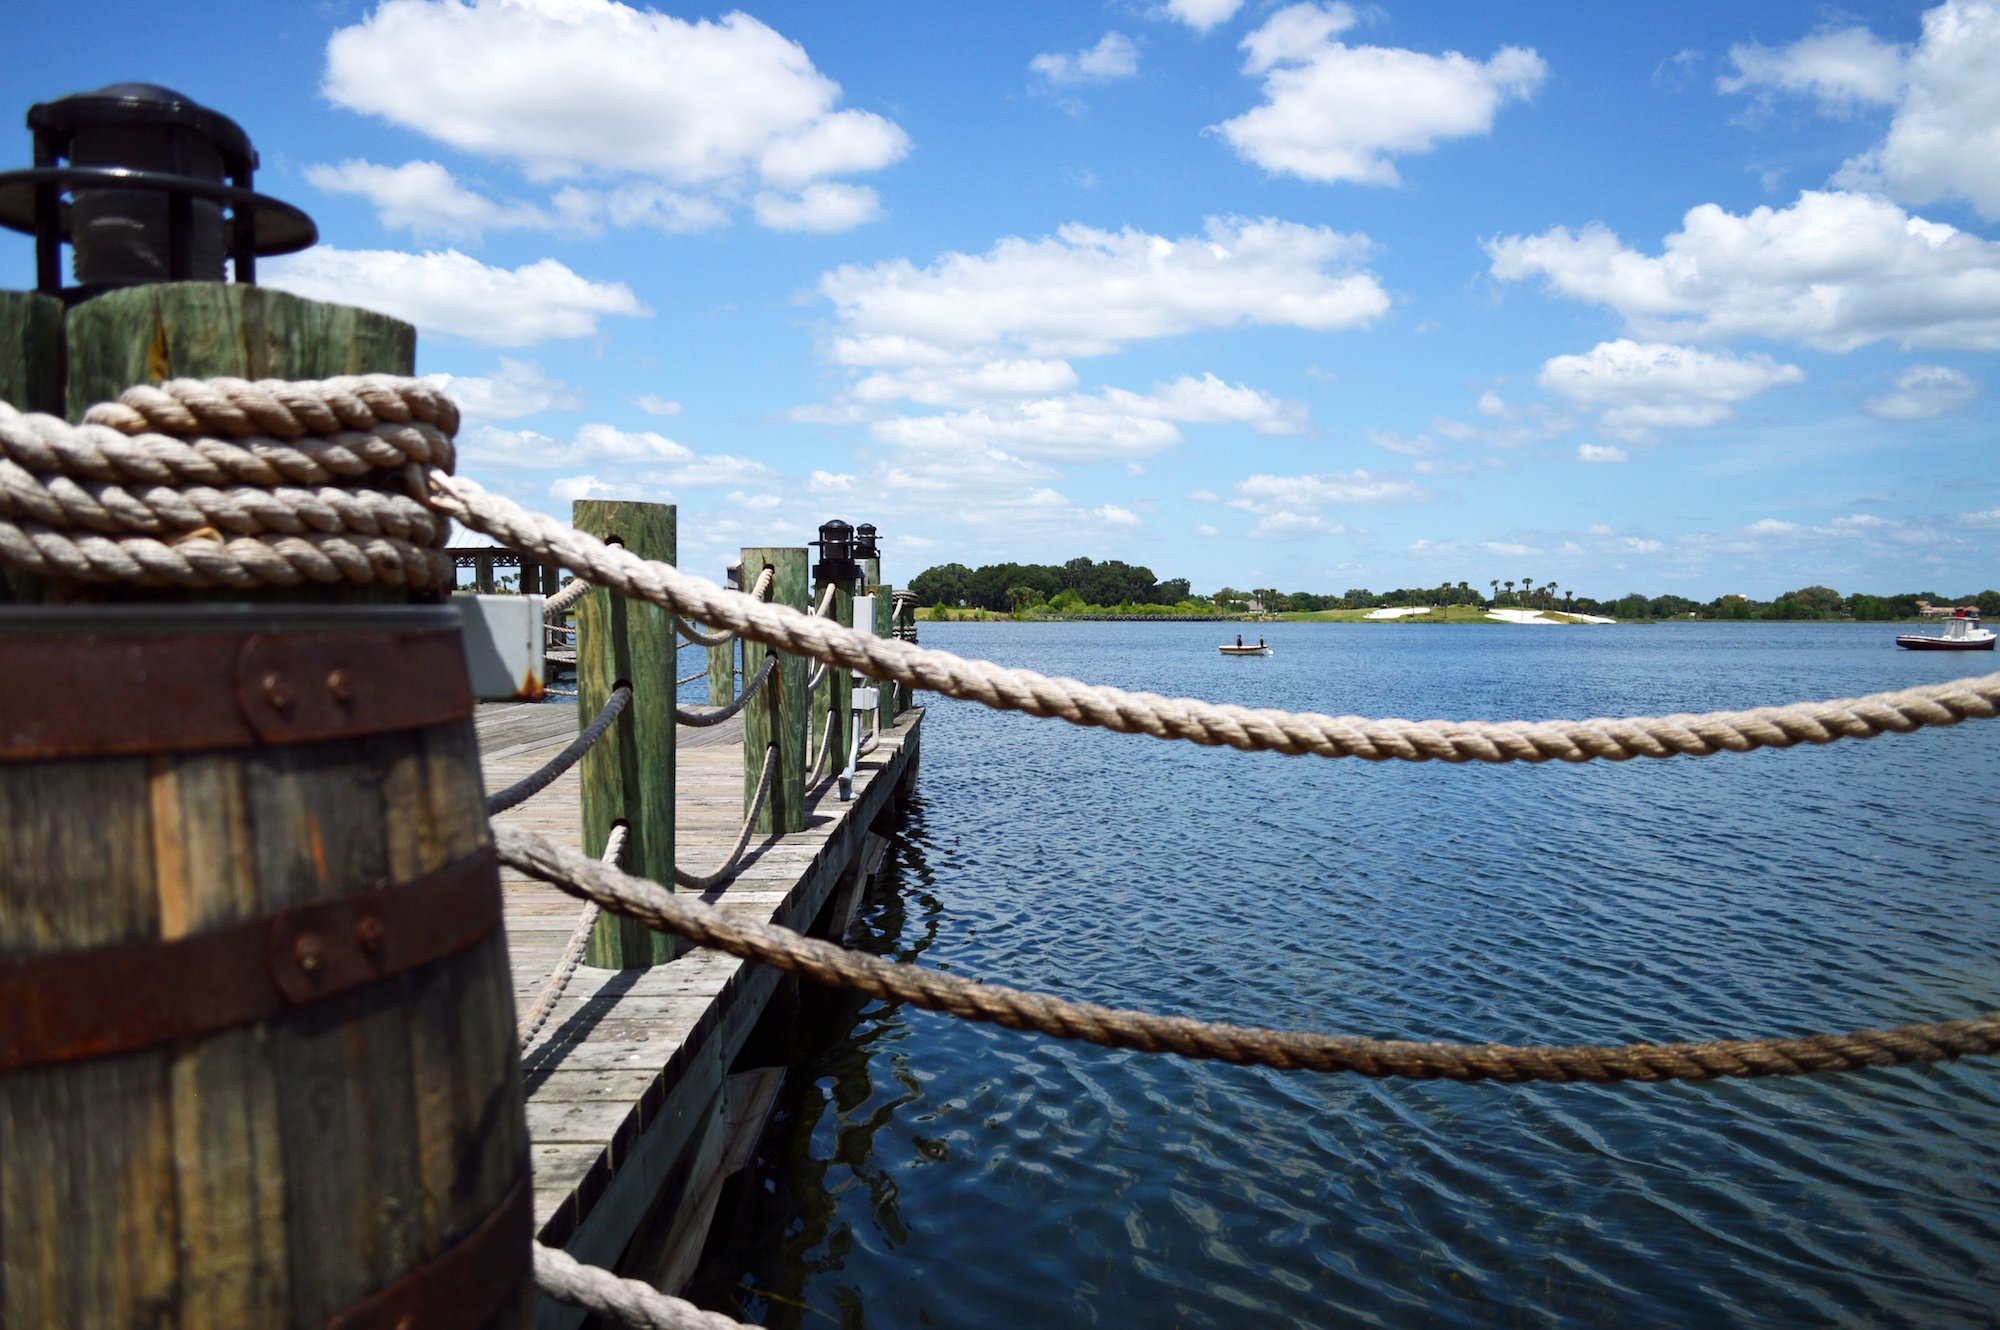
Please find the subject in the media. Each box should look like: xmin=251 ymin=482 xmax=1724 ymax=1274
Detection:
xmin=0 ymin=377 xmax=458 ymax=589
xmin=673 ymin=743 xmax=778 ymax=890
xmin=483 ymin=685 xmax=632 ymax=816
xmin=676 ymin=667 xmax=707 ymax=686
xmin=535 ymin=1240 xmax=752 ymax=1330
xmin=428 ymin=472 xmax=2000 ymax=764
xmin=16 ymin=378 xmax=2000 ymax=767
xmin=808 ymin=709 xmax=836 ymax=784
xmin=676 ymin=655 xmax=777 ymax=729
xmin=545 ymin=575 xmax=591 ymax=616
xmin=517 ymin=823 xmax=625 ymax=1052
xmin=677 ymin=567 xmax=776 ymax=647
xmin=497 ymin=825 xmax=2000 ymax=1085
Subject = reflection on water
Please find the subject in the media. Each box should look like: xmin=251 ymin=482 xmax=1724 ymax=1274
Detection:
xmin=693 ymin=623 xmax=2000 ymax=1329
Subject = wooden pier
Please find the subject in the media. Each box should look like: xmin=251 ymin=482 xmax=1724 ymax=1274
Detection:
xmin=476 ymin=696 xmax=922 ymax=1323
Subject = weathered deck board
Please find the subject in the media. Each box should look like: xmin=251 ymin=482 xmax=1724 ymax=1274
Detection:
xmin=475 ymin=693 xmax=920 ymax=1311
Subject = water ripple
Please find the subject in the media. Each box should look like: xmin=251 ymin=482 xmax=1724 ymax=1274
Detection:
xmin=703 ymin=623 xmax=2000 ymax=1329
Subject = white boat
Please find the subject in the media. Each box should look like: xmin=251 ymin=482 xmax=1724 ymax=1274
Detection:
xmin=1219 ymin=641 xmax=1272 ymax=656
xmin=1896 ymin=613 xmax=1995 ymax=651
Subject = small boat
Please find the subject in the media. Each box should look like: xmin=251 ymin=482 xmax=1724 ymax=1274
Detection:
xmin=1219 ymin=641 xmax=1272 ymax=656
xmin=1896 ymin=612 xmax=1995 ymax=651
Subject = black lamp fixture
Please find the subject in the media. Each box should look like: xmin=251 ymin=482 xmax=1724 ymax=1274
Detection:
xmin=812 ymin=519 xmax=858 ymax=587
xmin=0 ymin=83 xmax=317 ymax=303
xmin=853 ymin=523 xmax=880 ymax=563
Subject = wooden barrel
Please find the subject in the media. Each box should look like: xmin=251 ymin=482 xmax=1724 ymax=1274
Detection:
xmin=0 ymin=604 xmax=530 ymax=1328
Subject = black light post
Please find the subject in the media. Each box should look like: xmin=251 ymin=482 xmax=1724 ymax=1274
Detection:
xmin=0 ymin=83 xmax=317 ymax=302
xmin=812 ymin=519 xmax=860 ymax=587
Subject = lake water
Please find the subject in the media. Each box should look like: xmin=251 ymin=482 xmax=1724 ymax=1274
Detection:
xmin=689 ymin=621 xmax=2000 ymax=1329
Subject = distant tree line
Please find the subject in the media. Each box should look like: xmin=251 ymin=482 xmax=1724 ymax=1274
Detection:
xmin=908 ymin=557 xmax=1191 ymax=614
xmin=906 ymin=564 xmax=2000 ymax=622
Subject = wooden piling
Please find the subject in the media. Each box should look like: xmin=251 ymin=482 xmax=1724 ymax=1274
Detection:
xmin=0 ymin=289 xmax=64 ymax=415
xmin=873 ymin=585 xmax=896 ymax=730
xmin=811 ymin=575 xmax=854 ymax=791
xmin=574 ymin=500 xmax=677 ymax=968
xmin=706 ymin=632 xmax=735 ymax=708
xmin=740 ymin=547 xmax=808 ymax=835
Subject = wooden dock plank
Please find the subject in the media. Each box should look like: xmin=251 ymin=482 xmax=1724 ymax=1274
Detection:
xmin=476 ymin=694 xmax=920 ymax=1309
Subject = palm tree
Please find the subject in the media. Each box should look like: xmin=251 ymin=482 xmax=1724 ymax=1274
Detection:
xmin=1521 ymin=575 xmax=1533 ymax=608
xmin=1489 ymin=579 xmax=1499 ymax=607
xmin=1503 ymin=579 xmax=1514 ymax=606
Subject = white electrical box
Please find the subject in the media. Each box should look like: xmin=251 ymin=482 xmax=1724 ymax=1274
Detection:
xmin=454 ymin=593 xmax=547 ymax=700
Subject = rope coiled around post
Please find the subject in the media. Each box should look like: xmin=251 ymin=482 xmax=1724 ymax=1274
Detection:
xmin=483 ymin=684 xmax=632 ymax=816
xmin=495 ymin=824 xmax=2000 ymax=1084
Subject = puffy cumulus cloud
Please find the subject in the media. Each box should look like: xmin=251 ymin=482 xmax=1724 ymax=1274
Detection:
xmin=852 ymin=359 xmax=1082 ymax=407
xmin=1215 ymin=3 xmax=1545 ymax=185
xmin=866 ymin=374 xmax=1306 ymax=461
xmin=1487 ymin=191 xmax=2000 ymax=352
xmin=1161 ymin=0 xmax=1244 ymax=32
xmin=1229 ymin=469 xmax=1431 ymax=517
xmin=461 ymin=422 xmax=773 ymax=488
xmin=1031 ymin=32 xmax=1140 ymax=85
xmin=424 ymin=358 xmax=583 ymax=422
xmin=1095 ymin=504 xmax=1142 ymax=526
xmin=305 ymin=160 xmax=553 ymax=239
xmin=820 ymin=216 xmax=1386 ymax=363
xmin=1577 ymin=443 xmax=1629 ymax=463
xmin=1722 ymin=3 xmax=2000 ymax=221
xmin=1719 ymin=25 xmax=1907 ymax=111
xmin=631 ymin=394 xmax=682 ymax=417
xmin=753 ymin=183 xmax=884 ymax=232
xmin=263 ymin=247 xmax=646 ymax=347
xmin=322 ymin=0 xmax=906 ymax=233
xmin=1538 ymin=340 xmax=1804 ymax=441
xmin=1863 ymin=363 xmax=1982 ymax=418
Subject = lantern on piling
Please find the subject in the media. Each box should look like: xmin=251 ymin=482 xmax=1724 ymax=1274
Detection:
xmin=812 ymin=518 xmax=860 ymax=587
xmin=0 ymin=82 xmax=316 ymax=301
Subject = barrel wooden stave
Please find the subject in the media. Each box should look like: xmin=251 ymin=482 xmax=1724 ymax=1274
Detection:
xmin=0 ymin=647 xmax=528 ymax=1328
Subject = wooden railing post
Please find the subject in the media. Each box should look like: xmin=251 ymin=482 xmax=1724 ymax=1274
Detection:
xmin=575 ymin=500 xmax=677 ymax=968
xmin=741 ymin=547 xmax=808 ymax=834
xmin=811 ymin=568 xmax=854 ymax=795
xmin=706 ymin=565 xmax=737 ymax=706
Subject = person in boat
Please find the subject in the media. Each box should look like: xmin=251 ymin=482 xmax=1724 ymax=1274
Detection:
xmin=1258 ymin=636 xmax=1264 ymax=649
xmin=1236 ymin=634 xmax=1243 ymax=647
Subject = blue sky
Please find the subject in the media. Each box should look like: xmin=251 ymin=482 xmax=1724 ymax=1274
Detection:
xmin=7 ymin=1 xmax=1999 ymax=599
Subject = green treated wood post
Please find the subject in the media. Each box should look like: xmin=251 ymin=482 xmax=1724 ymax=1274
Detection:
xmin=706 ymin=636 xmax=735 ymax=706
xmin=0 ymin=290 xmax=65 ymax=415
xmin=873 ymin=585 xmax=895 ymax=730
xmin=63 ymin=283 xmax=414 ymax=417
xmin=575 ymin=500 xmax=678 ymax=968
xmin=741 ymin=547 xmax=808 ymax=835
xmin=811 ymin=570 xmax=854 ymax=792
xmin=894 ymin=594 xmax=916 ymax=715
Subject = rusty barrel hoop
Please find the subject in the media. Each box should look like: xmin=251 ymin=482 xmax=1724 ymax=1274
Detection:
xmin=0 ymin=604 xmax=531 ymax=1329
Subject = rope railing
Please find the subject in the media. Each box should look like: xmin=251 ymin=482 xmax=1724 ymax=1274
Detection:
xmin=678 ymin=567 xmax=777 ymax=647
xmin=544 ymin=575 xmax=591 ymax=616
xmin=483 ymin=684 xmax=632 ymax=816
xmin=672 ymin=744 xmax=778 ymax=890
xmin=535 ymin=1239 xmax=753 ymax=1330
xmin=517 ymin=822 xmax=626 ymax=1051
xmin=676 ymin=667 xmax=706 ymax=686
xmin=676 ymin=654 xmax=777 ymax=728
xmin=8 ymin=377 xmax=2000 ymax=767
xmin=497 ymin=824 xmax=2000 ymax=1085
xmin=808 ymin=709 xmax=836 ymax=785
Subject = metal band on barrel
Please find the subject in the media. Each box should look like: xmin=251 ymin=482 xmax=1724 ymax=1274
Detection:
xmin=324 ymin=1174 xmax=532 ymax=1330
xmin=0 ymin=845 xmax=499 ymax=1071
xmin=0 ymin=627 xmax=475 ymax=758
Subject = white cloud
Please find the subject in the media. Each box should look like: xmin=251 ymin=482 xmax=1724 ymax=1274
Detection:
xmin=424 ymin=358 xmax=583 ymax=421
xmin=753 ymin=182 xmax=884 ymax=232
xmin=808 ymin=470 xmax=856 ymax=492
xmin=1719 ymin=26 xmax=1906 ymax=111
xmin=864 ymin=373 xmax=1305 ymax=462
xmin=1748 ymin=519 xmax=1799 ymax=533
xmin=1231 ymin=469 xmax=1430 ymax=512
xmin=1215 ymin=3 xmax=1546 ymax=185
xmin=462 ymin=422 xmax=774 ymax=489
xmin=1538 ymin=340 xmax=1804 ymax=441
xmin=263 ymin=247 xmax=647 ymax=347
xmin=853 ymin=360 xmax=1082 ymax=407
xmin=1487 ymin=190 xmax=2000 ymax=352
xmin=1476 ymin=390 xmax=1507 ymax=416
xmin=1095 ymin=504 xmax=1142 ymax=526
xmin=548 ymin=183 xmax=730 ymax=235
xmin=323 ymin=0 xmax=908 ymax=233
xmin=820 ymin=216 xmax=1387 ymax=363
xmin=305 ymin=160 xmax=552 ymax=238
xmin=1480 ymin=540 xmax=1539 ymax=558
xmin=1577 ymin=443 xmax=1629 ymax=463
xmin=1162 ymin=0 xmax=1244 ymax=32
xmin=632 ymin=394 xmax=683 ymax=417
xmin=1031 ymin=32 xmax=1140 ymax=85
xmin=1196 ymin=523 xmax=1221 ymax=536
xmin=1366 ymin=429 xmax=1441 ymax=457
xmin=1862 ymin=363 xmax=1982 ymax=419
xmin=1720 ymin=4 xmax=2000 ymax=222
